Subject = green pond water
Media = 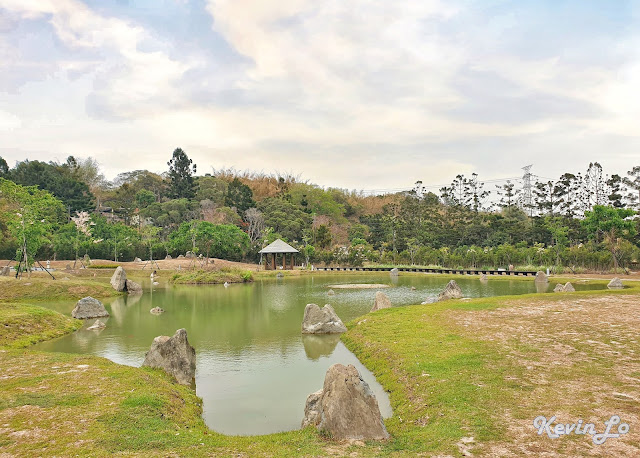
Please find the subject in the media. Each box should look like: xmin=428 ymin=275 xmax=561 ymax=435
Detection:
xmin=34 ymin=273 xmax=603 ymax=435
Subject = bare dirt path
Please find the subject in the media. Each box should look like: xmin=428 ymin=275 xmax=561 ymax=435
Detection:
xmin=450 ymin=294 xmax=640 ymax=457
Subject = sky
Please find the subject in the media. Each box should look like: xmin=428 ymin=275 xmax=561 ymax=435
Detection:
xmin=1 ymin=0 xmax=639 ymax=192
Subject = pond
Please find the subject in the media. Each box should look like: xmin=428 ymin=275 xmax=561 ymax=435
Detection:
xmin=34 ymin=273 xmax=602 ymax=435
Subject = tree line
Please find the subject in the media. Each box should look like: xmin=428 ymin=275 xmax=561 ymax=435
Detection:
xmin=0 ymin=151 xmax=638 ymax=272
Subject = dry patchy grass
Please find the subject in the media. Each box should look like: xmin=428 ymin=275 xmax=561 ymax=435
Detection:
xmin=0 ymin=276 xmax=118 ymax=302
xmin=449 ymin=294 xmax=640 ymax=457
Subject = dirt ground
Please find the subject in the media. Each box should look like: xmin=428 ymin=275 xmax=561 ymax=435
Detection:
xmin=450 ymin=294 xmax=640 ymax=457
xmin=0 ymin=257 xmax=263 ymax=273
xmin=559 ymin=272 xmax=640 ymax=281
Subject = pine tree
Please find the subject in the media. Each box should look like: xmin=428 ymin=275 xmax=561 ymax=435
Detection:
xmin=583 ymin=162 xmax=607 ymax=210
xmin=0 ymin=156 xmax=9 ymax=177
xmin=495 ymin=180 xmax=520 ymax=210
xmin=224 ymin=178 xmax=255 ymax=214
xmin=555 ymin=173 xmax=580 ymax=218
xmin=623 ymin=166 xmax=640 ymax=209
xmin=466 ymin=173 xmax=489 ymax=213
xmin=605 ymin=174 xmax=625 ymax=208
xmin=167 ymin=148 xmax=197 ymax=199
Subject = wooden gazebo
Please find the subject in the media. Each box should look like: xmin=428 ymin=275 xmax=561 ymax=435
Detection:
xmin=259 ymin=239 xmax=299 ymax=270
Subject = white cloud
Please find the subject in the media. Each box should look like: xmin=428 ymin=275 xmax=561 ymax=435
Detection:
xmin=207 ymin=0 xmax=460 ymax=109
xmin=597 ymin=36 xmax=640 ymax=134
xmin=202 ymin=0 xmax=622 ymax=150
xmin=0 ymin=109 xmax=21 ymax=131
xmin=0 ymin=0 xmax=190 ymax=118
xmin=1 ymin=1 xmax=639 ymax=190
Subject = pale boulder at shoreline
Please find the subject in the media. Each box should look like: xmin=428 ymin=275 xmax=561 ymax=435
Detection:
xmin=301 ymin=364 xmax=389 ymax=440
xmin=72 ymin=297 xmax=109 ymax=319
xmin=301 ymin=304 xmax=347 ymax=334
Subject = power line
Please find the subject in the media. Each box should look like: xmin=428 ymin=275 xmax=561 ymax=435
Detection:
xmin=358 ymin=175 xmax=525 ymax=196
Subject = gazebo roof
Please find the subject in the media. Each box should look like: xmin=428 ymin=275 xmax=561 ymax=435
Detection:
xmin=259 ymin=239 xmax=299 ymax=254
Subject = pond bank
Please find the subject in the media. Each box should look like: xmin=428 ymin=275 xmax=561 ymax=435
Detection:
xmin=0 ymin=276 xmax=638 ymax=455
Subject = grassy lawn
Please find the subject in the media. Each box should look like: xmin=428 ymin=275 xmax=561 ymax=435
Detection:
xmin=0 ymin=303 xmax=83 ymax=348
xmin=0 ymin=349 xmax=328 ymax=457
xmin=0 ymin=276 xmax=119 ymax=302
xmin=0 ymin=275 xmax=638 ymax=456
xmin=0 ymin=275 xmax=115 ymax=349
xmin=344 ymin=285 xmax=640 ymax=456
xmin=170 ymin=268 xmax=253 ymax=284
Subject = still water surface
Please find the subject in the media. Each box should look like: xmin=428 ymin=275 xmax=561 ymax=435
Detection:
xmin=35 ymin=273 xmax=601 ymax=435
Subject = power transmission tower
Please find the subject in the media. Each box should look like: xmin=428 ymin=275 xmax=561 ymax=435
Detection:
xmin=521 ymin=165 xmax=534 ymax=216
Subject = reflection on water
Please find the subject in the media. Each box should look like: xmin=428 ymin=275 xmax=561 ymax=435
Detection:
xmin=302 ymin=334 xmax=341 ymax=360
xmin=34 ymin=273 xmax=602 ymax=435
xmin=536 ymin=281 xmax=550 ymax=294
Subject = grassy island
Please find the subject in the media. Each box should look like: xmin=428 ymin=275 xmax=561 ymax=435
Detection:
xmin=170 ymin=268 xmax=254 ymax=284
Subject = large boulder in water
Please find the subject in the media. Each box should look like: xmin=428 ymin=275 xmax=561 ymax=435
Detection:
xmin=72 ymin=297 xmax=109 ymax=319
xmin=371 ymin=291 xmax=391 ymax=312
xmin=608 ymin=277 xmax=623 ymax=289
xmin=110 ymin=267 xmax=143 ymax=294
xmin=142 ymin=329 xmax=196 ymax=386
xmin=126 ymin=279 xmax=143 ymax=295
xmin=389 ymin=268 xmax=399 ymax=277
xmin=437 ymin=280 xmax=463 ymax=301
xmin=301 ymin=364 xmax=389 ymax=440
xmin=301 ymin=304 xmax=347 ymax=334
xmin=534 ymin=271 xmax=548 ymax=283
xmin=110 ymin=266 xmax=127 ymax=292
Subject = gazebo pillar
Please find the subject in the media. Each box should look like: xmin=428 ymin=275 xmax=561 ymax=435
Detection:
xmin=259 ymin=240 xmax=300 ymax=272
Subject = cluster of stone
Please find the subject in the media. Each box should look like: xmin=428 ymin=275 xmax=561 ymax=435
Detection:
xmin=110 ymin=266 xmax=143 ymax=295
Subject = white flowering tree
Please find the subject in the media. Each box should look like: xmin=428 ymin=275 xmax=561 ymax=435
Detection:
xmin=70 ymin=210 xmax=94 ymax=267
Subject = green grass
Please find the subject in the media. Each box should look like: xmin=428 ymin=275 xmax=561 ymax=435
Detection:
xmin=0 ymin=274 xmax=638 ymax=456
xmin=342 ymin=301 xmax=514 ymax=454
xmin=0 ymin=302 xmax=82 ymax=348
xmin=341 ymin=283 xmax=640 ymax=455
xmin=0 ymin=276 xmax=119 ymax=302
xmin=170 ymin=268 xmax=253 ymax=284
xmin=0 ymin=350 xmax=327 ymax=457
